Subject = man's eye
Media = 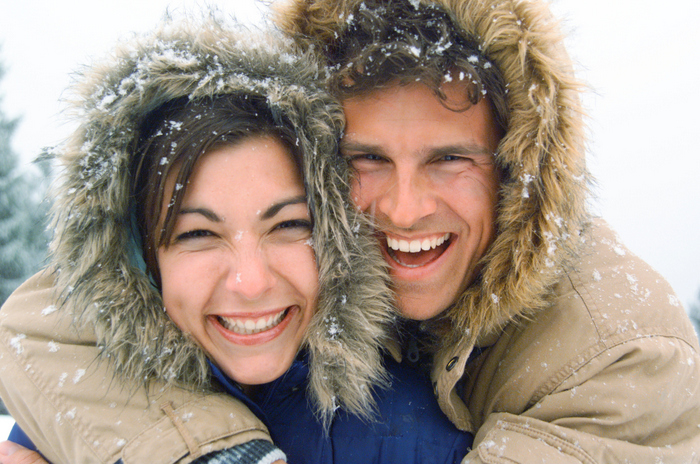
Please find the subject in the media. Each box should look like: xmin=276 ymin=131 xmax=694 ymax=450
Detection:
xmin=348 ymin=153 xmax=384 ymax=162
xmin=175 ymin=229 xmax=213 ymax=241
xmin=440 ymin=155 xmax=469 ymax=162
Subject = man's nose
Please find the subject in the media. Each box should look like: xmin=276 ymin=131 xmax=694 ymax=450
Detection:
xmin=226 ymin=248 xmax=276 ymax=300
xmin=377 ymin=171 xmax=437 ymax=229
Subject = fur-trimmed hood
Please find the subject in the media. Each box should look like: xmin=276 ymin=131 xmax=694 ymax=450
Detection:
xmin=274 ymin=0 xmax=591 ymax=352
xmin=47 ymin=14 xmax=395 ymax=423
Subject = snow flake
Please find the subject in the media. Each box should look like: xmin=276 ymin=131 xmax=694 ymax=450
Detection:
xmin=65 ymin=408 xmax=77 ymax=420
xmin=48 ymin=341 xmax=60 ymax=353
xmin=10 ymin=334 xmax=26 ymax=355
xmin=668 ymin=294 xmax=680 ymax=307
xmin=520 ymin=173 xmax=535 ymax=198
xmin=611 ymin=243 xmax=626 ymax=256
xmin=73 ymin=369 xmax=86 ymax=384
xmin=41 ymin=305 xmax=58 ymax=316
xmin=592 ymin=270 xmax=602 ymax=282
xmin=325 ymin=315 xmax=343 ymax=339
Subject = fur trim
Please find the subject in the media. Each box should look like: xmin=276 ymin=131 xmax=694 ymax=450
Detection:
xmin=47 ymin=14 xmax=394 ymax=421
xmin=274 ymin=0 xmax=592 ymax=352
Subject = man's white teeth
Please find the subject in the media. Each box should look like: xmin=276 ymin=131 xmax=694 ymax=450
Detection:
xmin=387 ymin=233 xmax=450 ymax=253
xmin=219 ymin=309 xmax=287 ymax=335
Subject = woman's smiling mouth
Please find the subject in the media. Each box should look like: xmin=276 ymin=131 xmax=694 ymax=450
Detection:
xmin=217 ymin=308 xmax=291 ymax=335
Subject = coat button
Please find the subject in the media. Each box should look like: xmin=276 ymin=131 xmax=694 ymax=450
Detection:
xmin=446 ymin=356 xmax=459 ymax=371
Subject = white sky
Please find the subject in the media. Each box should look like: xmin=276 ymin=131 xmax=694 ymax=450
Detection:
xmin=1 ymin=0 xmax=699 ymax=307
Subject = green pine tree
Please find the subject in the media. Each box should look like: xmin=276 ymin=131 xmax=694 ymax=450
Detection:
xmin=0 ymin=52 xmax=50 ymax=307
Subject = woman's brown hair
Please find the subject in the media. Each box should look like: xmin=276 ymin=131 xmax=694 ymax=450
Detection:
xmin=131 ymin=94 xmax=303 ymax=287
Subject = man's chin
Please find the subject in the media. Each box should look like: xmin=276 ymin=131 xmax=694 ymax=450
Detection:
xmin=395 ymin=292 xmax=451 ymax=321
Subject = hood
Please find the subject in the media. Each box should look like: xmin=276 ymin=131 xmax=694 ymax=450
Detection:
xmin=47 ymin=14 xmax=395 ymax=423
xmin=274 ymin=0 xmax=591 ymax=350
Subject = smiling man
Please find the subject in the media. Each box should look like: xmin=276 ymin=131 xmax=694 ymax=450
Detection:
xmin=342 ymin=81 xmax=501 ymax=321
xmin=274 ymin=0 xmax=700 ymax=462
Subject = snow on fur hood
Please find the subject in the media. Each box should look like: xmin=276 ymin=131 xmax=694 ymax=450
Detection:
xmin=274 ymin=0 xmax=591 ymax=351
xmin=46 ymin=14 xmax=395 ymax=422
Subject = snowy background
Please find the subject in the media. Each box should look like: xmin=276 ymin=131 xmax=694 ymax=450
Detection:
xmin=1 ymin=0 xmax=699 ymax=436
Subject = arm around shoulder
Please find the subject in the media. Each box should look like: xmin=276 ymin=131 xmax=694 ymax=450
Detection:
xmin=0 ymin=271 xmax=272 ymax=464
xmin=465 ymin=332 xmax=700 ymax=463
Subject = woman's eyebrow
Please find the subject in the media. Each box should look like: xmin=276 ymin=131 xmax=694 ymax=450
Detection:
xmin=178 ymin=207 xmax=222 ymax=222
xmin=261 ymin=195 xmax=307 ymax=220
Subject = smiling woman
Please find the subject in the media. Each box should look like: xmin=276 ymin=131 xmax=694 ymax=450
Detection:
xmin=156 ymin=135 xmax=318 ymax=390
xmin=129 ymin=93 xmax=320 ymax=392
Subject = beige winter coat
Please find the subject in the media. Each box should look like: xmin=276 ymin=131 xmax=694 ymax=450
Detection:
xmin=432 ymin=219 xmax=700 ymax=462
xmin=0 ymin=270 xmax=271 ymax=463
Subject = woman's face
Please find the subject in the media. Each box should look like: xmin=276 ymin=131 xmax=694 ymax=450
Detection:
xmin=157 ymin=136 xmax=318 ymax=387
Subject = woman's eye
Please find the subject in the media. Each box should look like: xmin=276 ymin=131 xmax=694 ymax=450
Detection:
xmin=174 ymin=229 xmax=213 ymax=241
xmin=274 ymin=219 xmax=312 ymax=232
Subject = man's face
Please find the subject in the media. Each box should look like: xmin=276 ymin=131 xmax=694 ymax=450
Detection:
xmin=341 ymin=81 xmax=502 ymax=320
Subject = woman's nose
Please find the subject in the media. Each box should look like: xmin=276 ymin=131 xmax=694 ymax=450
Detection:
xmin=226 ymin=248 xmax=276 ymax=300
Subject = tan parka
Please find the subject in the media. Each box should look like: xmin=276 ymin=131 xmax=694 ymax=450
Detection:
xmin=0 ymin=14 xmax=396 ymax=464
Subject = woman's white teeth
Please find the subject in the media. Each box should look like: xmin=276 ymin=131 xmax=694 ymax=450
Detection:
xmin=387 ymin=233 xmax=450 ymax=253
xmin=219 ymin=309 xmax=287 ymax=335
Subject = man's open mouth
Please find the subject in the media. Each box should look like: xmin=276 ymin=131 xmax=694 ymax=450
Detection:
xmin=385 ymin=233 xmax=452 ymax=268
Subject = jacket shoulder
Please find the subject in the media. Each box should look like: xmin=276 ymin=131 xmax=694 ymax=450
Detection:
xmin=563 ymin=219 xmax=697 ymax=348
xmin=0 ymin=271 xmax=271 ymax=464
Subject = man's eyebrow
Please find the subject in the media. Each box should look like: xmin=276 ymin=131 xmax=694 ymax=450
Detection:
xmin=178 ymin=207 xmax=222 ymax=222
xmin=261 ymin=195 xmax=308 ymax=220
xmin=339 ymin=140 xmax=385 ymax=156
xmin=430 ymin=144 xmax=494 ymax=157
xmin=340 ymin=140 xmax=493 ymax=157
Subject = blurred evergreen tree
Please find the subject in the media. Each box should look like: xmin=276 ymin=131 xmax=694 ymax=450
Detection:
xmin=0 ymin=52 xmax=50 ymax=308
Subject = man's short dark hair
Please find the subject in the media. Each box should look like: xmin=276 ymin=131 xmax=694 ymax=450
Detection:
xmin=327 ymin=0 xmax=508 ymax=133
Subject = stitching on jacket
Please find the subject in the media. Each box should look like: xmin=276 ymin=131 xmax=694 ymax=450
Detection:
xmin=481 ymin=419 xmax=596 ymax=464
xmin=161 ymin=401 xmax=202 ymax=459
xmin=532 ymin=329 xmax=697 ymax=406
xmin=566 ymin=271 xmax=606 ymax=346
xmin=0 ymin=304 xmax=109 ymax=463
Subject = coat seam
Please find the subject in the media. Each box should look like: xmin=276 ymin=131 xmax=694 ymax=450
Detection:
xmin=0 ymin=326 xmax=109 ymax=463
